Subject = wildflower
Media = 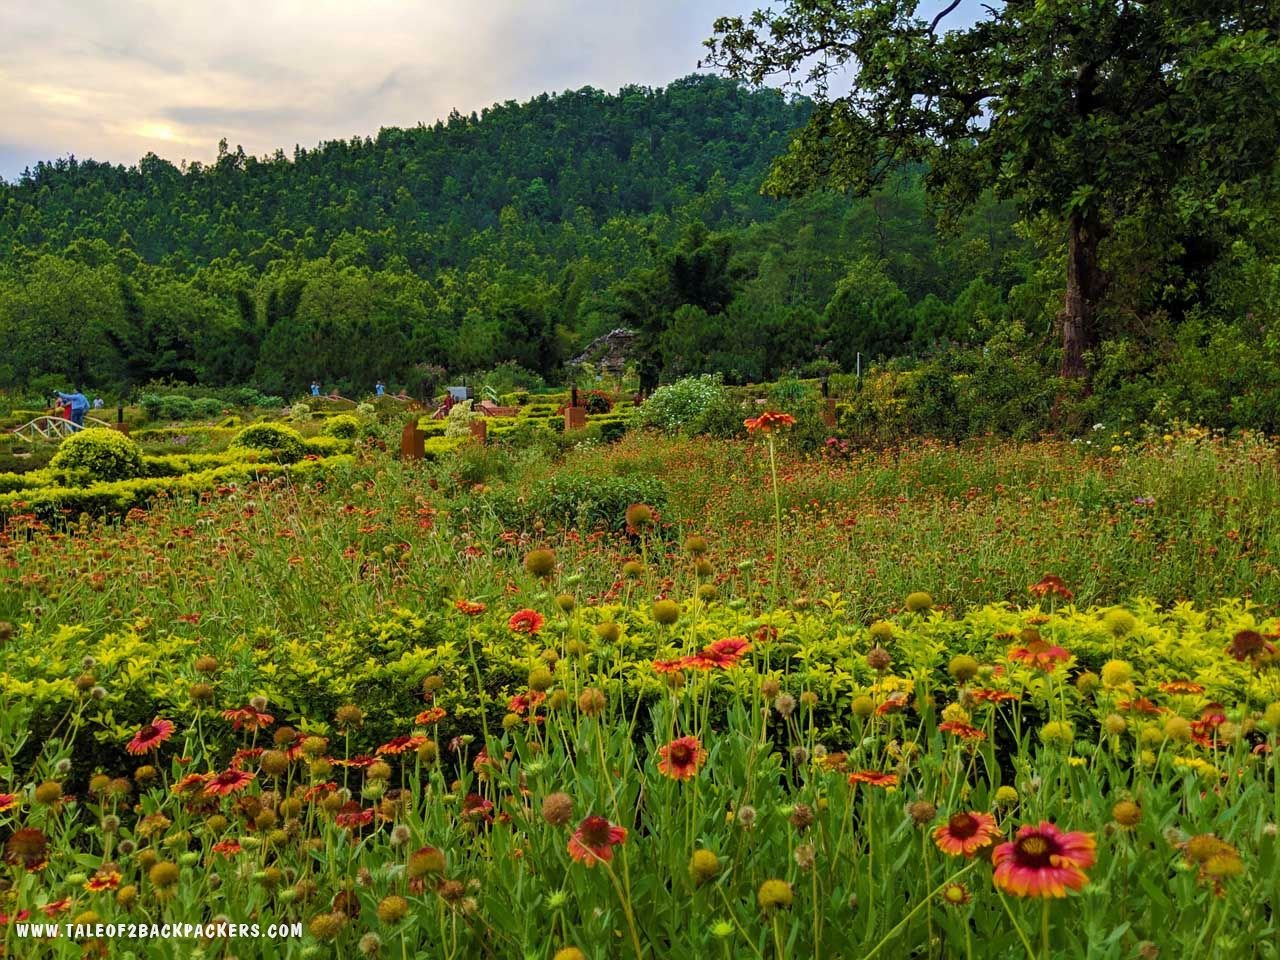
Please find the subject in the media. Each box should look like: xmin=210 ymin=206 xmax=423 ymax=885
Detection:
xmin=85 ymin=868 xmax=122 ymax=893
xmin=567 ymin=815 xmax=627 ymax=867
xmin=0 ymin=793 xmax=18 ymax=813
xmin=1101 ymin=660 xmax=1133 ymax=689
xmin=406 ymin=846 xmax=446 ymax=879
xmin=376 ymin=736 xmax=426 ymax=756
xmin=1228 ymin=629 xmax=1274 ymax=662
xmin=939 ymin=721 xmax=987 ymax=742
xmin=126 ymin=718 xmax=175 ymax=755
xmin=577 ymin=688 xmax=606 ymax=717
xmin=790 ymin=803 xmax=814 ymax=830
xmin=309 ymin=912 xmax=347 ymax=940
xmin=689 ymin=849 xmax=720 ymax=885
xmin=523 ymin=549 xmax=557 ymax=578
xmin=148 ymin=861 xmax=180 ymax=890
xmin=940 ymin=881 xmax=972 ymax=906
xmin=204 ymin=769 xmax=255 ymax=797
xmin=1028 ymin=575 xmax=1074 ymax=601
xmin=542 ymin=792 xmax=574 ymax=826
xmin=736 ymin=805 xmax=757 ymax=829
xmin=595 ymin=621 xmax=621 ymax=643
xmin=743 ymin=411 xmax=796 ymax=433
xmin=454 ymin=599 xmax=486 ymax=616
xmin=851 ymin=695 xmax=875 ymax=718
xmin=684 ymin=535 xmax=709 ymax=556
xmin=905 ymin=591 xmax=933 ymax=613
xmin=848 ymin=770 xmax=898 ymax=789
xmin=508 ymin=609 xmax=545 ymax=634
xmin=4 ymin=827 xmax=49 ymax=870
xmin=949 ymin=654 xmax=980 ymax=682
xmin=909 ymin=801 xmax=937 ymax=825
xmin=415 ymin=707 xmax=447 ymax=725
xmin=652 ymin=599 xmax=680 ymax=625
xmin=222 ymin=705 xmax=275 ymax=731
xmin=1112 ymin=800 xmax=1141 ymax=828
xmin=867 ymin=646 xmax=892 ymax=672
xmin=701 ymin=636 xmax=751 ymax=667
xmin=992 ymin=822 xmax=1096 ymax=898
xmin=554 ymin=950 xmax=588 ymax=960
xmin=376 ymin=894 xmax=409 ymax=924
xmin=756 ymin=878 xmax=793 ymax=912
xmin=625 ymin=503 xmax=657 ymax=532
xmin=621 ymin=560 xmax=645 ymax=579
xmin=934 ymin=811 xmax=1001 ymax=858
xmin=1040 ymin=721 xmax=1074 ymax=747
xmin=1103 ymin=608 xmax=1137 ymax=636
xmin=657 ymin=736 xmax=707 ymax=781
xmin=1159 ymin=680 xmax=1205 ymax=695
xmin=1009 ymin=639 xmax=1070 ymax=671
xmin=794 ymin=843 xmax=816 ymax=870
xmin=33 ymin=781 xmax=62 ymax=805
xmin=971 ymin=688 xmax=1018 ymax=705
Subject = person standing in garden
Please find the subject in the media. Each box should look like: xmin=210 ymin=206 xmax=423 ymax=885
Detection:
xmin=55 ymin=389 xmax=89 ymax=427
xmin=375 ymin=380 xmax=386 ymax=397
xmin=310 ymin=381 xmax=321 ymax=397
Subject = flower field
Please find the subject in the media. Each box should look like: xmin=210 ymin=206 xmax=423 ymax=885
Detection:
xmin=3 ymin=424 xmax=1280 ymax=958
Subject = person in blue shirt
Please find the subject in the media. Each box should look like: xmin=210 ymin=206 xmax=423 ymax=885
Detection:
xmin=56 ymin=390 xmax=90 ymax=427
xmin=310 ymin=381 xmax=321 ymax=397
xmin=375 ymin=380 xmax=386 ymax=397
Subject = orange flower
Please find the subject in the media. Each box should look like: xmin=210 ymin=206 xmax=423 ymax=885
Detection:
xmin=126 ymin=718 xmax=175 ymax=755
xmin=657 ymin=736 xmax=707 ymax=781
xmin=454 ymin=599 xmax=486 ymax=616
xmin=567 ymin=815 xmax=628 ymax=867
xmin=0 ymin=793 xmax=18 ymax=813
xmin=415 ymin=707 xmax=447 ymax=725
xmin=847 ymin=770 xmax=898 ymax=789
xmin=1159 ymin=680 xmax=1205 ymax=695
xmin=210 ymin=839 xmax=243 ymax=856
xmin=938 ymin=721 xmax=987 ymax=742
xmin=933 ymin=811 xmax=1001 ymax=857
xmin=744 ymin=410 xmax=797 ymax=433
xmin=203 ymin=769 xmax=255 ymax=797
xmin=699 ymin=636 xmax=752 ymax=668
xmin=992 ymin=821 xmax=1095 ymax=898
xmin=1028 ymin=575 xmax=1073 ymax=601
xmin=970 ymin=688 xmax=1019 ymax=704
xmin=221 ymin=706 xmax=275 ymax=731
xmin=508 ymin=609 xmax=545 ymax=634
xmin=84 ymin=869 xmax=122 ymax=892
xmin=1008 ymin=640 xmax=1070 ymax=672
xmin=4 ymin=827 xmax=49 ymax=871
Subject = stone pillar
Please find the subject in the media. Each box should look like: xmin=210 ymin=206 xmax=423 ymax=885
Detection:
xmin=564 ymin=407 xmax=587 ymax=431
xmin=401 ymin=419 xmax=425 ymax=460
xmin=469 ymin=420 xmax=488 ymax=444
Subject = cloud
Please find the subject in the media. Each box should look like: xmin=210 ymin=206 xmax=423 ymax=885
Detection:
xmin=0 ymin=0 xmax=981 ymax=180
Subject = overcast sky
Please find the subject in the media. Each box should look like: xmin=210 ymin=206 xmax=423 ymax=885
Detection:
xmin=0 ymin=0 xmax=978 ymax=182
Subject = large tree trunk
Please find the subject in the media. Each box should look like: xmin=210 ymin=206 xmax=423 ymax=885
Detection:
xmin=1058 ymin=208 xmax=1105 ymax=380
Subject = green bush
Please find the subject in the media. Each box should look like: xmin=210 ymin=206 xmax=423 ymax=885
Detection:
xmin=192 ymin=397 xmax=224 ymax=419
xmin=599 ymin=420 xmax=629 ymax=444
xmin=491 ymin=472 xmax=668 ymax=533
xmin=229 ymin=423 xmax=306 ymax=463
xmin=157 ymin=395 xmax=196 ymax=421
xmin=50 ymin=428 xmax=144 ymax=482
xmin=636 ymin=375 xmax=742 ymax=436
xmin=322 ymin=414 xmax=363 ymax=439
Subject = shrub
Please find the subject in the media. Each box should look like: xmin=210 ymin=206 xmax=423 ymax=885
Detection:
xmin=323 ymin=414 xmax=362 ymax=439
xmin=636 ymin=375 xmax=739 ymax=436
xmin=50 ymin=428 xmax=144 ymax=482
xmin=157 ymin=395 xmax=196 ymax=421
xmin=599 ymin=420 xmax=629 ymax=444
xmin=491 ymin=473 xmax=668 ymax=534
xmin=229 ymin=423 xmax=306 ymax=463
xmin=444 ymin=401 xmax=478 ymax=438
xmin=289 ymin=402 xmax=312 ymax=422
xmin=584 ymin=390 xmax=614 ymax=414
xmin=192 ymin=397 xmax=224 ymax=419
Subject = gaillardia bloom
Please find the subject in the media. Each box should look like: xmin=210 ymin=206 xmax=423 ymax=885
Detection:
xmin=992 ymin=821 xmax=1096 ymax=898
xmin=847 ymin=770 xmax=898 ymax=789
xmin=126 ymin=718 xmax=175 ymax=755
xmin=1008 ymin=639 xmax=1071 ymax=672
xmin=567 ymin=815 xmax=628 ymax=867
xmin=4 ymin=827 xmax=50 ymax=871
xmin=657 ymin=736 xmax=707 ymax=780
xmin=933 ymin=811 xmax=1001 ymax=857
xmin=203 ymin=768 xmax=256 ymax=797
xmin=508 ymin=609 xmax=545 ymax=635
xmin=744 ymin=411 xmax=797 ymax=433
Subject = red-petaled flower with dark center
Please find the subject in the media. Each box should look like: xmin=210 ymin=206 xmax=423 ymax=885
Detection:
xmin=1028 ymin=575 xmax=1074 ymax=601
xmin=84 ymin=869 xmax=121 ymax=892
xmin=203 ymin=769 xmax=256 ymax=797
xmin=657 ymin=736 xmax=707 ymax=781
xmin=0 ymin=793 xmax=19 ymax=813
xmin=126 ymin=718 xmax=175 ymax=755
xmin=171 ymin=773 xmax=208 ymax=796
xmin=415 ymin=707 xmax=447 ymax=725
xmin=455 ymin=599 xmax=486 ymax=616
xmin=4 ymin=827 xmax=49 ymax=871
xmin=1227 ymin=629 xmax=1275 ymax=662
xmin=567 ymin=815 xmax=628 ymax=866
xmin=876 ymin=694 xmax=910 ymax=716
xmin=744 ymin=411 xmax=797 ymax=433
xmin=1117 ymin=697 xmax=1164 ymax=715
xmin=1159 ymin=680 xmax=1205 ymax=695
xmin=992 ymin=821 xmax=1096 ymax=898
xmin=462 ymin=793 xmax=495 ymax=823
xmin=938 ymin=721 xmax=987 ymax=742
xmin=508 ymin=609 xmax=545 ymax=635
xmin=508 ymin=691 xmax=546 ymax=715
xmin=376 ymin=736 xmax=427 ymax=756
xmin=210 ymin=840 xmax=243 ymax=856
xmin=933 ymin=811 xmax=1001 ymax=857
xmin=970 ymin=688 xmax=1019 ymax=704
xmin=221 ymin=706 xmax=275 ymax=732
xmin=40 ymin=898 xmax=71 ymax=918
xmin=652 ymin=658 xmax=691 ymax=674
xmin=847 ymin=770 xmax=898 ymax=789
xmin=700 ymin=636 xmax=752 ymax=668
xmin=1008 ymin=640 xmax=1071 ymax=672
xmin=335 ymin=801 xmax=374 ymax=830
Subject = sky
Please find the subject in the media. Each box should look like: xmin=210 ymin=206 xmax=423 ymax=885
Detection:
xmin=0 ymin=0 xmax=979 ymax=182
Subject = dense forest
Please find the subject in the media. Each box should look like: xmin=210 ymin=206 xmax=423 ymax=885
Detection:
xmin=1 ymin=72 xmax=1277 ymax=421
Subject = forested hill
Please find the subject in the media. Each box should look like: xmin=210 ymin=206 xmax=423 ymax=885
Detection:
xmin=0 ymin=76 xmax=805 ymax=269
xmin=0 ymin=74 xmax=1026 ymax=395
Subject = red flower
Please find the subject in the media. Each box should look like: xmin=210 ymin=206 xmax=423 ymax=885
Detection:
xmin=210 ymin=840 xmax=243 ymax=856
xmin=1008 ymin=640 xmax=1071 ymax=672
xmin=657 ymin=736 xmax=708 ymax=781
xmin=40 ymin=898 xmax=72 ymax=917
xmin=203 ymin=769 xmax=255 ymax=797
xmin=171 ymin=773 xmax=209 ymax=796
xmin=1159 ymin=680 xmax=1205 ymax=695
xmin=462 ymin=793 xmax=494 ymax=823
xmin=335 ymin=802 xmax=374 ymax=830
xmin=933 ymin=811 xmax=1001 ymax=857
xmin=221 ymin=706 xmax=275 ymax=731
xmin=377 ymin=735 xmax=427 ymax=755
xmin=4 ymin=827 xmax=49 ymax=871
xmin=332 ymin=754 xmax=377 ymax=768
xmin=508 ymin=609 xmax=545 ymax=634
xmin=1028 ymin=575 xmax=1074 ymax=601
xmin=567 ymin=815 xmax=628 ymax=866
xmin=970 ymin=689 xmax=1019 ymax=704
xmin=1117 ymin=697 xmax=1164 ymax=715
xmin=455 ymin=599 xmax=486 ymax=616
xmin=1227 ymin=629 xmax=1275 ymax=662
xmin=415 ymin=707 xmax=447 ymax=725
xmin=508 ymin=691 xmax=546 ymax=715
xmin=744 ymin=411 xmax=797 ymax=433
xmin=875 ymin=694 xmax=910 ymax=716
xmin=992 ymin=822 xmax=1096 ymax=898
xmin=938 ymin=721 xmax=987 ymax=742
xmin=84 ymin=869 xmax=122 ymax=892
xmin=126 ymin=718 xmax=175 ymax=755
xmin=847 ymin=770 xmax=898 ymax=789
xmin=700 ymin=636 xmax=752 ymax=668
xmin=652 ymin=658 xmax=691 ymax=674
xmin=0 ymin=793 xmax=19 ymax=813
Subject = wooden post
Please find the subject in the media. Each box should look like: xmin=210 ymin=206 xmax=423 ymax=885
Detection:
xmin=469 ymin=420 xmax=488 ymax=444
xmin=822 ymin=398 xmax=838 ymax=428
xmin=564 ymin=407 xmax=587 ymax=431
xmin=401 ymin=419 xmax=425 ymax=460
xmin=112 ymin=422 xmax=131 ymax=436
